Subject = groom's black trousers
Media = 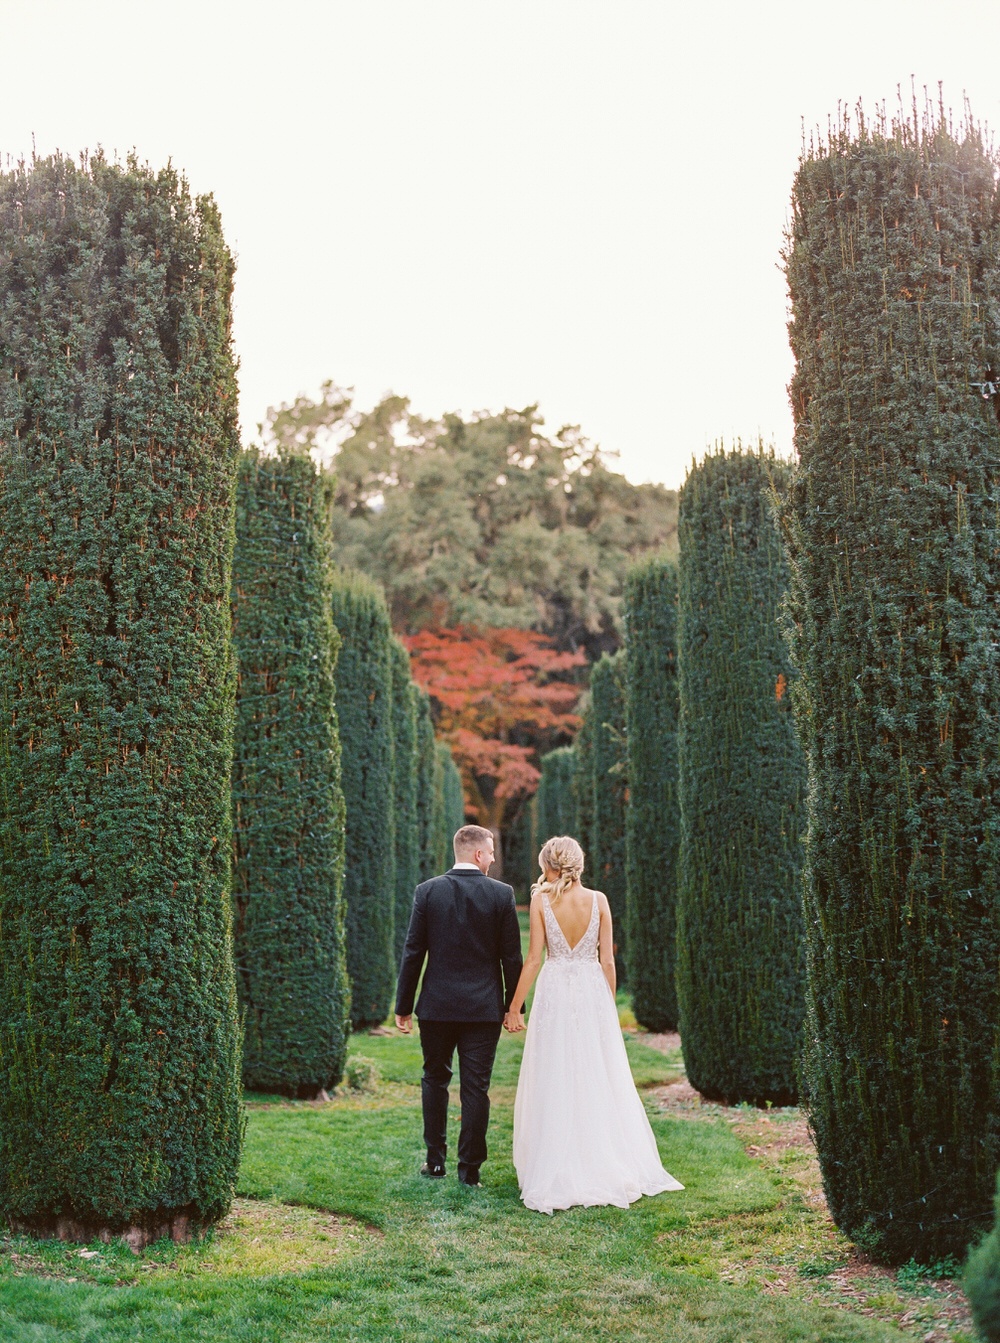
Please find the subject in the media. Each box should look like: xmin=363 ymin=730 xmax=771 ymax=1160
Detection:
xmin=418 ymin=1020 xmax=502 ymax=1175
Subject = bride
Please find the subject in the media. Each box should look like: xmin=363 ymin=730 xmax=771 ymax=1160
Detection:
xmin=505 ymin=835 xmax=684 ymax=1214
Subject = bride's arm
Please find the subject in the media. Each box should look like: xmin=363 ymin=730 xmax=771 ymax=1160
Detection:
xmin=504 ymin=895 xmax=546 ymax=1031
xmin=598 ymin=892 xmax=616 ymax=998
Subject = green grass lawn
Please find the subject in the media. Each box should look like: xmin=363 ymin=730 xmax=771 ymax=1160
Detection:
xmin=0 ymin=1022 xmax=931 ymax=1343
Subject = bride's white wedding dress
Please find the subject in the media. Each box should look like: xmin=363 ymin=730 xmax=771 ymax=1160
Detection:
xmin=512 ymin=890 xmax=684 ymax=1214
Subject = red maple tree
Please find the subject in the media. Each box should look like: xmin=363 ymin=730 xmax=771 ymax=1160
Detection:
xmin=404 ymin=627 xmax=585 ymax=845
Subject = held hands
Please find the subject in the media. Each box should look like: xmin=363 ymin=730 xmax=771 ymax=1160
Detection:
xmin=397 ymin=1011 xmax=521 ymax=1033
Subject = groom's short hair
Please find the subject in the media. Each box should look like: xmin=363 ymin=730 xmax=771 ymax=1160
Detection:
xmin=453 ymin=825 xmax=493 ymax=858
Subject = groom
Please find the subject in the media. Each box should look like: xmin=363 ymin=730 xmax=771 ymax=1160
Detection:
xmin=395 ymin=824 xmax=523 ymax=1186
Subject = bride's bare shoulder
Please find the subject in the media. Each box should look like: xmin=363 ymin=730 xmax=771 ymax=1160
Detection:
xmin=582 ymin=885 xmax=610 ymax=907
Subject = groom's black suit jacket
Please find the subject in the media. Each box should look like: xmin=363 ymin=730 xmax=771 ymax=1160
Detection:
xmin=395 ymin=867 xmax=523 ymax=1022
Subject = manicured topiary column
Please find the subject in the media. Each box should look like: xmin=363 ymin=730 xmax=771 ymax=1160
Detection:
xmin=504 ymin=797 xmax=538 ymax=898
xmin=783 ymin=110 xmax=1000 ymax=1261
xmin=623 ymin=558 xmax=680 ymax=1032
xmin=589 ymin=651 xmax=629 ymax=983
xmin=231 ymin=451 xmax=349 ymax=1097
xmin=676 ymin=447 xmax=805 ymax=1107
xmin=536 ymin=747 xmax=577 ymax=842
xmin=439 ymin=740 xmax=466 ymax=842
xmin=414 ymin=688 xmax=441 ymax=880
xmin=573 ymin=699 xmax=595 ymax=875
xmin=0 ymin=153 xmax=243 ymax=1240
xmin=390 ymin=639 xmax=421 ymax=965
xmin=430 ymin=741 xmax=453 ymax=870
xmin=329 ymin=572 xmax=397 ymax=1030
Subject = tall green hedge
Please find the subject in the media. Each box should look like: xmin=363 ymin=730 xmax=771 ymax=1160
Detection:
xmin=430 ymin=744 xmax=448 ymax=872
xmin=329 ymin=572 xmax=396 ymax=1030
xmin=504 ymin=796 xmax=538 ymax=898
xmin=409 ymin=693 xmax=463 ymax=879
xmin=231 ymin=451 xmax=348 ymax=1097
xmin=0 ymin=153 xmax=243 ymax=1237
xmin=414 ymin=687 xmax=440 ymax=880
xmin=573 ymin=696 xmax=595 ymax=870
xmin=439 ymin=740 xmax=466 ymax=845
xmin=623 ymin=558 xmax=680 ymax=1032
xmin=676 ymin=448 xmax=805 ymax=1107
xmin=589 ymin=651 xmax=629 ymax=984
xmin=536 ymin=747 xmax=578 ymax=842
xmin=390 ymin=640 xmax=421 ymax=965
xmin=783 ymin=112 xmax=1000 ymax=1261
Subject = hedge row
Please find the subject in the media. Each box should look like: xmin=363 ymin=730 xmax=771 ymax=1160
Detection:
xmin=231 ymin=451 xmax=348 ymax=1098
xmin=676 ymin=448 xmax=805 ymax=1106
xmin=536 ymin=746 xmax=577 ymax=842
xmin=230 ymin=489 xmax=462 ymax=1059
xmin=623 ymin=558 xmax=680 ymax=1032
xmin=577 ymin=652 xmax=629 ymax=985
xmin=505 ymin=794 xmax=539 ymax=898
xmin=0 ymin=154 xmax=243 ymax=1237
xmin=572 ymin=698 xmax=595 ymax=867
xmin=406 ymin=688 xmax=461 ymax=881
xmin=414 ymin=688 xmax=441 ymax=879
xmin=232 ymin=473 xmax=457 ymax=1066
xmin=391 ymin=639 xmax=421 ymax=965
xmin=438 ymin=739 xmax=467 ymax=848
xmin=328 ymin=573 xmax=397 ymax=1030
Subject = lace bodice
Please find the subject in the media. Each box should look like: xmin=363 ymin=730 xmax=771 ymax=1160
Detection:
xmin=542 ymin=890 xmax=600 ymax=962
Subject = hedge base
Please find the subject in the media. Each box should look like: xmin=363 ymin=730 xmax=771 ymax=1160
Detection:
xmin=690 ymin=1078 xmax=798 ymax=1110
xmin=10 ymin=1208 xmax=201 ymax=1249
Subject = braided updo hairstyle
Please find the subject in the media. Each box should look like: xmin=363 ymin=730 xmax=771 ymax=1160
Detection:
xmin=531 ymin=835 xmax=585 ymax=905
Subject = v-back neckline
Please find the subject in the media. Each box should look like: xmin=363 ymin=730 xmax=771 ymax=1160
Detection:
xmin=545 ymin=889 xmax=598 ymax=953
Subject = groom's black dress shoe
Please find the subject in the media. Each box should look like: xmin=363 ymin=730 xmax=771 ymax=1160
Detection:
xmin=458 ymin=1168 xmax=481 ymax=1187
xmin=420 ymin=1162 xmax=446 ymax=1179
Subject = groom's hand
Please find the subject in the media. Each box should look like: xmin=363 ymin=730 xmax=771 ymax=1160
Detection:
xmin=504 ymin=1011 xmax=525 ymax=1033
xmin=395 ymin=1014 xmax=412 ymax=1034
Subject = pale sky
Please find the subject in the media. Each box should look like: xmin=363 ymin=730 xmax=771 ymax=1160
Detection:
xmin=3 ymin=1 xmax=999 ymax=488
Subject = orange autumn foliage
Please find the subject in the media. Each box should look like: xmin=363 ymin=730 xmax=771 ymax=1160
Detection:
xmin=404 ymin=627 xmax=585 ymax=835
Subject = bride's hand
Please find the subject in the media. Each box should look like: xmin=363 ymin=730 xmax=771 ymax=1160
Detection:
xmin=504 ymin=1010 xmax=525 ymax=1033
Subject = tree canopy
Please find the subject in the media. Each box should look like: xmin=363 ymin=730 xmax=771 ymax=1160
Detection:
xmin=260 ymin=383 xmax=678 ymax=658
xmin=405 ymin=626 xmax=583 ymax=840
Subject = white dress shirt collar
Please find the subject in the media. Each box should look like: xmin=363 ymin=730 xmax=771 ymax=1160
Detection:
xmin=452 ymin=862 xmax=480 ymax=871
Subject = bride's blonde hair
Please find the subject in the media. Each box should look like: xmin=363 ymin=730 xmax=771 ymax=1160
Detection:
xmin=531 ymin=835 xmax=585 ymax=905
